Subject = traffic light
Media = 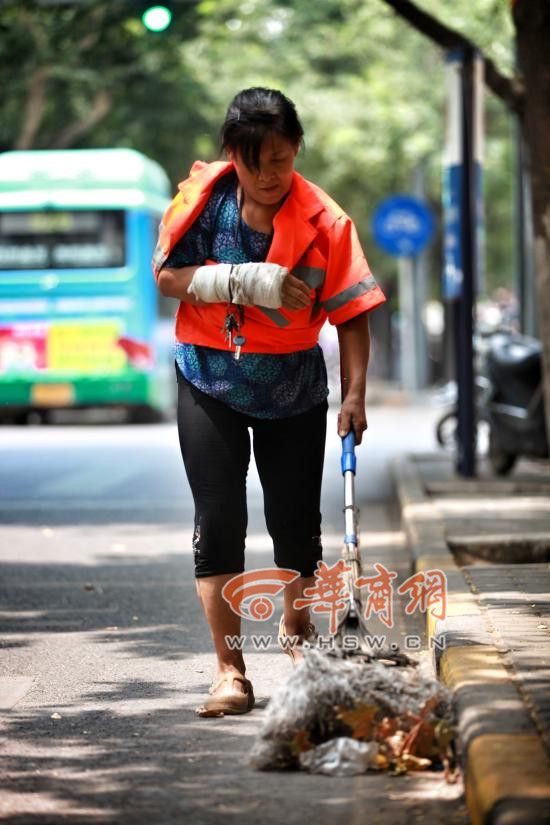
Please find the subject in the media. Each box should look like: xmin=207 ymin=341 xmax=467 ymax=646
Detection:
xmin=137 ymin=1 xmax=200 ymax=37
xmin=141 ymin=5 xmax=172 ymax=32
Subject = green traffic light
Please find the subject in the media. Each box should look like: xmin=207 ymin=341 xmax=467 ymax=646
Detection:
xmin=142 ymin=5 xmax=172 ymax=32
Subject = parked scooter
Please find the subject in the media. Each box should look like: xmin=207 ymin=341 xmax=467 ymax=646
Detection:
xmin=434 ymin=376 xmax=491 ymax=454
xmin=433 ymin=331 xmax=493 ymax=455
xmin=434 ymin=329 xmax=549 ymax=474
xmin=486 ymin=332 xmax=549 ymax=475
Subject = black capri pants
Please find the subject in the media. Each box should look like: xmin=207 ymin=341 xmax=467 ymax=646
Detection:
xmin=176 ymin=363 xmax=327 ymax=578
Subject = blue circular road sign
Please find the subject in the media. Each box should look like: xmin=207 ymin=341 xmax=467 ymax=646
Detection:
xmin=372 ymin=194 xmax=435 ymax=257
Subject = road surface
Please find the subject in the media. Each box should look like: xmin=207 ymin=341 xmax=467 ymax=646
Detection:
xmin=0 ymin=399 xmax=469 ymax=824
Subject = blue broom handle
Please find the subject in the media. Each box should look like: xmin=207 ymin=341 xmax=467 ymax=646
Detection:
xmin=341 ymin=430 xmax=357 ymax=546
xmin=340 ymin=430 xmax=356 ymax=475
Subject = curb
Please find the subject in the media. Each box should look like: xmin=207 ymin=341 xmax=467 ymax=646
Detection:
xmin=392 ymin=454 xmax=550 ymax=825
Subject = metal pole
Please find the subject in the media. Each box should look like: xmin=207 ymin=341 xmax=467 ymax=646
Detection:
xmin=456 ymin=47 xmax=476 ymax=477
xmin=413 ymin=165 xmax=429 ymax=388
xmin=398 ymin=255 xmax=417 ymax=391
xmin=514 ymin=113 xmax=527 ymax=334
xmin=514 ymin=118 xmax=537 ymax=337
xmin=513 ymin=43 xmax=536 ymax=337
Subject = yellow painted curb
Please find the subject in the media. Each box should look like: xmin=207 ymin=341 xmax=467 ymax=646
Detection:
xmin=428 ymin=590 xmax=481 ymax=634
xmin=466 ymin=734 xmax=550 ymax=825
xmin=440 ymin=645 xmax=509 ymax=688
xmin=441 ymin=647 xmax=550 ymax=824
xmin=426 ymin=595 xmax=481 ymax=641
xmin=414 ymin=555 xmax=481 ymax=640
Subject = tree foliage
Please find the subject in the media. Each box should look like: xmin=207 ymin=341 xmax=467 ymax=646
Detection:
xmin=0 ymin=1 xmax=209 ymax=176
xmin=186 ymin=0 xmax=515 ymax=290
xmin=0 ymin=0 xmax=516 ymax=291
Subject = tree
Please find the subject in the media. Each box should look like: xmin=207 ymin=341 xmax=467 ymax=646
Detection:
xmin=377 ymin=0 xmax=550 ymax=441
xmin=183 ymin=0 xmax=516 ymax=291
xmin=0 ymin=0 xmax=209 ymax=183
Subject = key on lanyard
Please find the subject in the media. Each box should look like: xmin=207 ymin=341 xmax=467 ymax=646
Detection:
xmin=234 ymin=334 xmax=246 ymax=361
xmin=223 ymin=312 xmax=238 ymax=349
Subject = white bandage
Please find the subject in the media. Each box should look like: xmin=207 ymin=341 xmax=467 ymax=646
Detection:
xmin=187 ymin=262 xmax=288 ymax=308
xmin=187 ymin=263 xmax=233 ymax=303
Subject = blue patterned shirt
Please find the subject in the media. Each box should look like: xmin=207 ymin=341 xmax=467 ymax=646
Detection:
xmin=164 ymin=172 xmax=329 ymax=418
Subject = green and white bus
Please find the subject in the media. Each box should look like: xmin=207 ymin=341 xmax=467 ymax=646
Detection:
xmin=0 ymin=148 xmax=176 ymax=422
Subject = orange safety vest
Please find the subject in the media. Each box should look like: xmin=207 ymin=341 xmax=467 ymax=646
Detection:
xmin=152 ymin=161 xmax=385 ymax=354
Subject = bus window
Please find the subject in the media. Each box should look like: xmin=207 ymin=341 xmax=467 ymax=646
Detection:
xmin=0 ymin=210 xmax=125 ymax=270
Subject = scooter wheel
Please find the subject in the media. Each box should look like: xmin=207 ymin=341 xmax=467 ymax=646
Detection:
xmin=489 ymin=429 xmax=517 ymax=476
xmin=436 ymin=411 xmax=457 ymax=448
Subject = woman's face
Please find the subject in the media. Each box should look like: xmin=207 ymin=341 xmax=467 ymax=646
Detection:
xmin=228 ymin=133 xmax=298 ymax=207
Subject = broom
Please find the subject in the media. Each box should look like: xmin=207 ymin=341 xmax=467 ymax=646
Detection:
xmin=248 ymin=428 xmax=456 ymax=776
xmin=247 ymin=424 xmax=454 ymax=776
xmin=247 ymin=357 xmax=459 ymax=775
xmin=330 ymin=429 xmax=415 ymax=667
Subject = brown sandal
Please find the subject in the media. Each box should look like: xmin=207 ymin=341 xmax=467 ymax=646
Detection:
xmin=195 ymin=672 xmax=255 ymax=717
xmin=277 ymin=615 xmax=318 ymax=664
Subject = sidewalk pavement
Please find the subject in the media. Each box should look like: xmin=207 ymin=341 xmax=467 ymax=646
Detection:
xmin=392 ymin=452 xmax=550 ymax=825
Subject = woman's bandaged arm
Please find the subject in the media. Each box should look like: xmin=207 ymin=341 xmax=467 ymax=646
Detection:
xmin=187 ymin=262 xmax=289 ymax=308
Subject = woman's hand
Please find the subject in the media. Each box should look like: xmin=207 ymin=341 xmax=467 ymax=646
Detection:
xmin=338 ymin=394 xmax=368 ymax=445
xmin=281 ymin=272 xmax=313 ymax=311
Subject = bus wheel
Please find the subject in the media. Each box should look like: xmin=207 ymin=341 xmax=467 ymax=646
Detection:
xmin=26 ymin=410 xmax=48 ymax=426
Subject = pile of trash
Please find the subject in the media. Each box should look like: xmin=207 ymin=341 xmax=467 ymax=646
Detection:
xmin=249 ymin=648 xmax=457 ymax=779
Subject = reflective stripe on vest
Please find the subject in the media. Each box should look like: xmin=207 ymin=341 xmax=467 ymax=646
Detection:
xmin=321 ymin=275 xmax=379 ymax=313
xmin=293 ymin=265 xmax=326 ymax=289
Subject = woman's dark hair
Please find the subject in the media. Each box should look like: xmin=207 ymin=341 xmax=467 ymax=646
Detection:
xmin=220 ymin=87 xmax=304 ymax=171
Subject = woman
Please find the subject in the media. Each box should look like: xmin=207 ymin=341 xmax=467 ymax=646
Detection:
xmin=153 ymin=87 xmax=385 ymax=717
